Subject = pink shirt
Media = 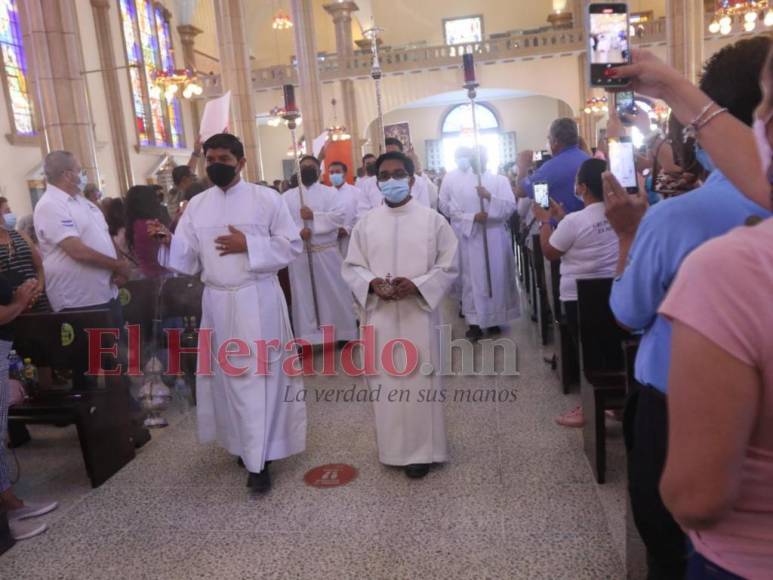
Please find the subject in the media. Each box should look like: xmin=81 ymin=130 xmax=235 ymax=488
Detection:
xmin=660 ymin=218 xmax=773 ymax=580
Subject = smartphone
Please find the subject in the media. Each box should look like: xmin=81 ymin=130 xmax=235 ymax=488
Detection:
xmin=615 ymin=90 xmax=637 ymax=121
xmin=534 ymin=181 xmax=550 ymax=209
xmin=608 ymin=136 xmax=639 ymax=193
xmin=532 ymin=150 xmax=543 ymax=162
xmin=588 ymin=3 xmax=631 ymax=87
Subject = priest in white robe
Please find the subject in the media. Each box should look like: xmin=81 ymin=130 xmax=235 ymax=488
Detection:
xmin=284 ymin=155 xmax=358 ymax=345
xmin=150 ymin=133 xmax=306 ymax=494
xmin=447 ymin=147 xmax=519 ymax=341
xmin=328 ymin=161 xmax=359 ymax=258
xmin=342 ymin=151 xmax=459 ymax=479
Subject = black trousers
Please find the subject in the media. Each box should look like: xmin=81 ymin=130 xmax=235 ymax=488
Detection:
xmin=623 ymin=385 xmax=687 ymax=580
xmin=562 ymin=300 xmax=579 ymax=352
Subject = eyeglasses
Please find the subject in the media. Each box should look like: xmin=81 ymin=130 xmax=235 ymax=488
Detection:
xmin=377 ymin=170 xmax=409 ymax=181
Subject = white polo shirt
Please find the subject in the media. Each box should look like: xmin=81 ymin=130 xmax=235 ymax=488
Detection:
xmin=34 ymin=184 xmax=118 ymax=311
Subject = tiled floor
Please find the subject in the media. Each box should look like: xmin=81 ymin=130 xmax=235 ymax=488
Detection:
xmin=1 ymin=297 xmax=631 ymax=579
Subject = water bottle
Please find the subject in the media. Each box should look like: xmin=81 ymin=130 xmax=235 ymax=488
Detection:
xmin=22 ymin=358 xmax=38 ymax=392
xmin=8 ymin=349 xmax=22 ymax=380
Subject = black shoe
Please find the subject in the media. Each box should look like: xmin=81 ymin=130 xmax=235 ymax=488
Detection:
xmin=486 ymin=325 xmax=502 ymax=336
xmin=458 ymin=309 xmax=465 ymax=319
xmin=247 ymin=467 xmax=271 ymax=494
xmin=404 ymin=464 xmax=431 ymax=479
xmin=465 ymin=325 xmax=483 ymax=342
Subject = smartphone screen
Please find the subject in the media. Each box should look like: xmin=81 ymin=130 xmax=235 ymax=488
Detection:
xmin=588 ymin=3 xmax=631 ymax=87
xmin=532 ymin=150 xmax=543 ymax=162
xmin=534 ymin=182 xmax=550 ymax=208
xmin=608 ymin=137 xmax=638 ymax=193
xmin=615 ymin=90 xmax=637 ymax=118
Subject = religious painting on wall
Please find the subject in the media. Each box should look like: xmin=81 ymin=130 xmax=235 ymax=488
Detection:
xmin=384 ymin=122 xmax=412 ymax=152
xmin=443 ymin=15 xmax=483 ymax=46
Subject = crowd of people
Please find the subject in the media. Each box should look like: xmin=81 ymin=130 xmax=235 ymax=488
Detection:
xmin=0 ymin=32 xmax=771 ymax=579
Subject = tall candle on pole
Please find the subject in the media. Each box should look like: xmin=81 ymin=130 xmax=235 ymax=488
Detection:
xmin=364 ymin=24 xmax=386 ymax=154
xmin=281 ymin=84 xmax=321 ymax=329
xmin=463 ymin=53 xmax=493 ymax=298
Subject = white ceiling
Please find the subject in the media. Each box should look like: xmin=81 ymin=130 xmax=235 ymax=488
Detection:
xmin=398 ymin=88 xmax=534 ymax=110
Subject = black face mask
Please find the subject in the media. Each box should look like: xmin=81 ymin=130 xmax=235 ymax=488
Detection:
xmin=300 ymin=166 xmax=319 ymax=187
xmin=206 ymin=163 xmax=237 ymax=188
xmin=365 ymin=163 xmax=376 ymax=177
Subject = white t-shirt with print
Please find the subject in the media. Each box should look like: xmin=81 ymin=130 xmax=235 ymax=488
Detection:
xmin=549 ymin=202 xmax=619 ymax=301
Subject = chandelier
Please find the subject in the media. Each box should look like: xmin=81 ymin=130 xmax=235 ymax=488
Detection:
xmin=583 ymin=96 xmax=609 ymax=115
xmin=151 ymin=68 xmax=203 ymax=101
xmin=708 ymin=0 xmax=773 ymax=34
xmin=267 ymin=106 xmax=302 ymax=128
xmin=272 ymin=9 xmax=293 ymax=30
xmin=326 ymin=98 xmax=351 ymax=142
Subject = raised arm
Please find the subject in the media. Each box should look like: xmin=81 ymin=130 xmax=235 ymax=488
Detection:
xmin=613 ymin=49 xmax=770 ymax=210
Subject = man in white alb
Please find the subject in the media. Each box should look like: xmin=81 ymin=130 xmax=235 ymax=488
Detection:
xmin=328 ymin=161 xmax=359 ymax=258
xmin=149 ymin=133 xmax=306 ymax=494
xmin=283 ymin=155 xmax=358 ymax=345
xmin=446 ymin=147 xmax=519 ymax=341
xmin=342 ymin=151 xmax=459 ymax=479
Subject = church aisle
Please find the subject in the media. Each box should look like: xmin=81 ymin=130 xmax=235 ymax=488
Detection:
xmin=1 ymin=299 xmax=627 ymax=579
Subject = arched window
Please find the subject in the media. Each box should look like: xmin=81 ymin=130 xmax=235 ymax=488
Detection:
xmin=441 ymin=103 xmax=499 ymax=134
xmin=119 ymin=0 xmax=184 ymax=148
xmin=440 ymin=103 xmax=502 ymax=170
xmin=0 ymin=0 xmax=35 ymax=138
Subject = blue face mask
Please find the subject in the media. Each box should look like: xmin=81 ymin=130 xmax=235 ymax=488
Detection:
xmin=2 ymin=212 xmax=16 ymax=231
xmin=379 ymin=177 xmax=411 ymax=204
xmin=694 ymin=145 xmax=716 ymax=174
xmin=330 ymin=173 xmax=345 ymax=187
xmin=457 ymin=157 xmax=471 ymax=172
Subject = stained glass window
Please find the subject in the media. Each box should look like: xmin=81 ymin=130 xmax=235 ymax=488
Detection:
xmin=119 ymin=0 xmax=184 ymax=148
xmin=0 ymin=0 xmax=35 ymax=136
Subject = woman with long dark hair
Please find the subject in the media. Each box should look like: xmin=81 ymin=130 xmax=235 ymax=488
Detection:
xmin=125 ymin=186 xmax=168 ymax=279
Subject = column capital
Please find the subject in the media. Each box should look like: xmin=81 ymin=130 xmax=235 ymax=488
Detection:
xmin=177 ymin=23 xmax=203 ymax=42
xmin=323 ymin=1 xmax=359 ymax=21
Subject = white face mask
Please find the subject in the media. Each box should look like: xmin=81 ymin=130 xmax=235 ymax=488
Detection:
xmin=753 ymin=116 xmax=772 ymax=176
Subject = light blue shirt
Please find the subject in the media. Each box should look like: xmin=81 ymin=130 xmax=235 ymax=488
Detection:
xmin=610 ymin=170 xmax=771 ymax=393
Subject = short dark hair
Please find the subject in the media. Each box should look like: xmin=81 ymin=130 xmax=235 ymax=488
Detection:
xmin=329 ymin=161 xmax=347 ymax=173
xmin=576 ymin=158 xmax=607 ymax=200
xmin=299 ymin=155 xmax=321 ymax=167
xmin=203 ymin=133 xmax=245 ymax=159
xmin=699 ymin=35 xmax=771 ymax=127
xmin=362 ymin=154 xmax=376 ymax=163
xmin=385 ymin=137 xmax=404 ymax=151
xmin=375 ymin=151 xmax=415 ymax=177
xmin=172 ymin=165 xmax=193 ymax=186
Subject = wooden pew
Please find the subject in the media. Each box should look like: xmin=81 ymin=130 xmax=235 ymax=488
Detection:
xmin=546 ymin=260 xmax=579 ymax=392
xmin=8 ymin=309 xmax=135 ymax=488
xmin=530 ymin=235 xmax=551 ymax=346
xmin=577 ymin=278 xmax=631 ymax=484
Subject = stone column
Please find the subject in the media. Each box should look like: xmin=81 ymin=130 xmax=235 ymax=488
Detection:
xmin=213 ymin=0 xmax=260 ymax=180
xmin=177 ymin=23 xmax=203 ymax=138
xmin=577 ymin=53 xmax=596 ymax=147
xmin=324 ymin=1 xmax=360 ymax=160
xmin=290 ymin=0 xmax=325 ymax=142
xmin=90 ymin=0 xmax=132 ymax=193
xmin=666 ymin=0 xmax=704 ymax=85
xmin=19 ymin=0 xmax=100 ymax=182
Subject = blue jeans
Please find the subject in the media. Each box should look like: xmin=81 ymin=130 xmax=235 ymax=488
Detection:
xmin=688 ymin=548 xmax=745 ymax=580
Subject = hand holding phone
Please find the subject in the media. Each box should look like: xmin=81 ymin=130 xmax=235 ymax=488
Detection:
xmin=588 ymin=3 xmax=631 ymax=87
xmin=608 ymin=137 xmax=639 ymax=193
xmin=534 ymin=182 xmax=550 ymax=209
